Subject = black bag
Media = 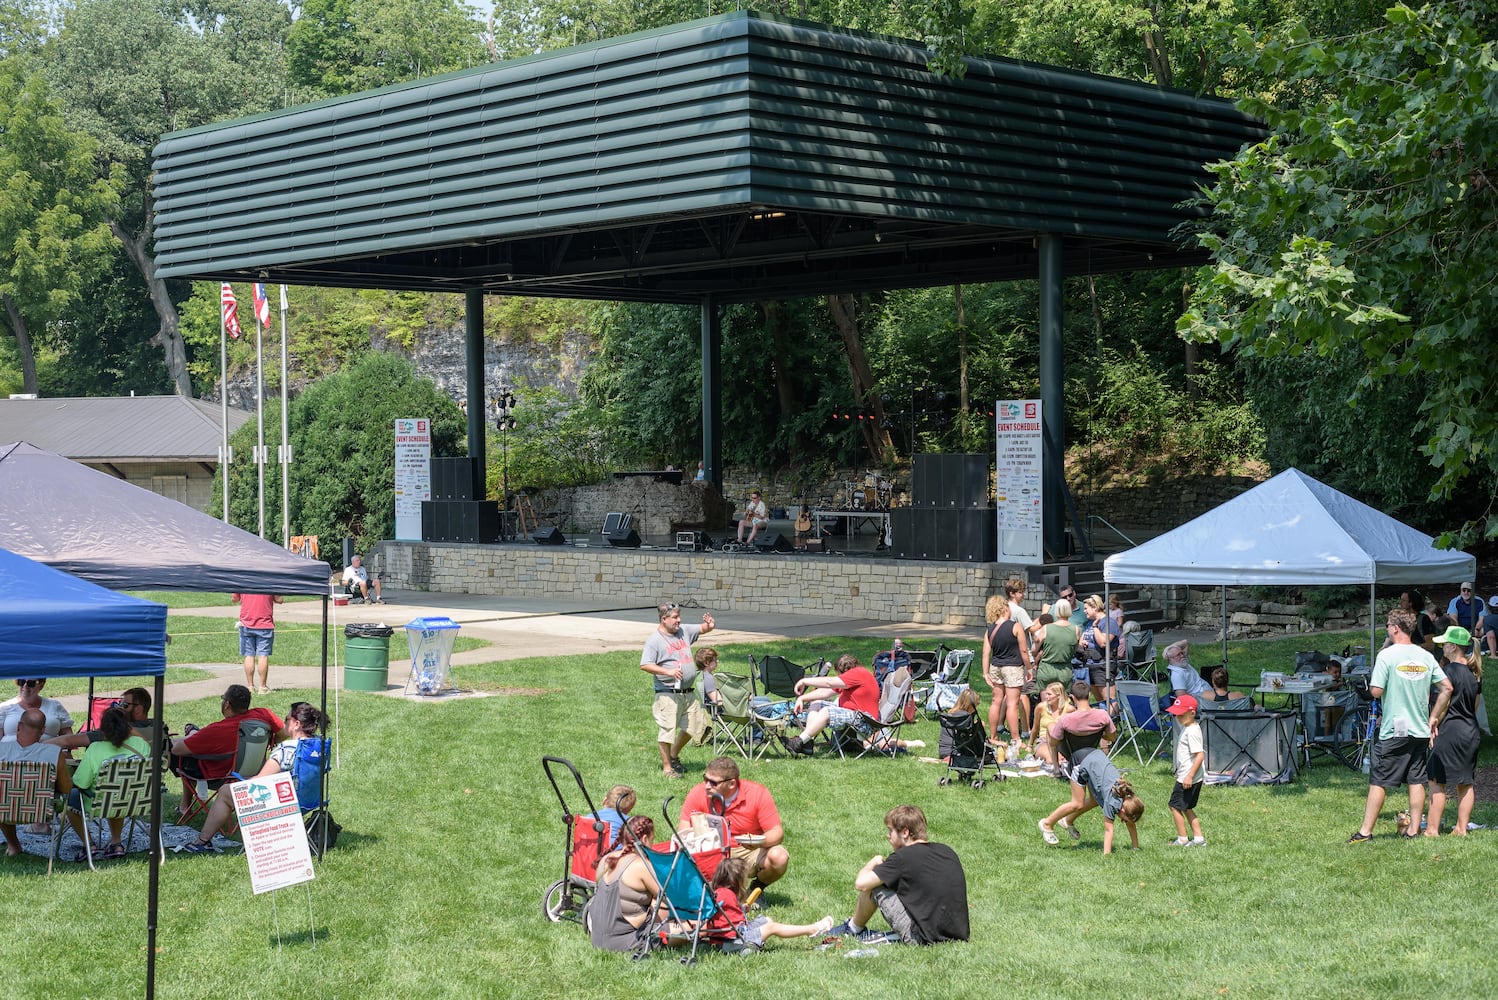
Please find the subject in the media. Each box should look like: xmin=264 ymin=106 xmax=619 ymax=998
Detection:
xmin=305 ymin=811 xmax=342 ymax=856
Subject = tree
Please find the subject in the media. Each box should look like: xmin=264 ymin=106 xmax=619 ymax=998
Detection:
xmin=1179 ymin=2 xmax=1498 ymax=539
xmin=288 ymin=0 xmax=486 ymax=98
xmin=221 ymin=351 xmax=465 ymax=550
xmin=45 ymin=0 xmax=292 ymax=396
xmin=0 ymin=63 xmax=119 ymax=394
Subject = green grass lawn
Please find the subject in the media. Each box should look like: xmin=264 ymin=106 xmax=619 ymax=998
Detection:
xmin=165 ymin=613 xmax=489 ymax=666
xmin=10 ymin=634 xmax=1498 ymax=998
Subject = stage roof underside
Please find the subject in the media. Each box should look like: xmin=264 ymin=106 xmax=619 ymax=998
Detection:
xmin=151 ymin=12 xmax=1265 ymax=304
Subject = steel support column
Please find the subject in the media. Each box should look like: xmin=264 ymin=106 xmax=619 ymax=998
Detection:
xmin=701 ymin=297 xmax=723 ymax=491
xmin=464 ymin=288 xmax=487 ymax=490
xmin=1038 ymin=235 xmax=1067 ymax=558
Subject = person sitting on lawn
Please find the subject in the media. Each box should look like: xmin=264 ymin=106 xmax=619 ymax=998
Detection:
xmin=177 ymin=701 xmax=323 ymax=854
xmin=589 ymin=815 xmax=660 ymax=953
xmin=62 ymin=707 xmax=151 ymax=861
xmin=679 ymin=757 xmax=789 ymax=892
xmin=168 ymin=684 xmax=284 ymax=818
xmin=342 ymin=554 xmax=384 ymax=604
xmin=586 ymin=785 xmax=637 ymax=851
xmin=825 ymin=805 xmax=970 ymax=945
xmin=779 ymin=653 xmax=880 ymax=756
xmin=0 ymin=708 xmax=72 ymax=857
xmin=1206 ymin=667 xmax=1249 ymax=703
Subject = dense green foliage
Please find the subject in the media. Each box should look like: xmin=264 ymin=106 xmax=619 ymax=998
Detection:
xmin=220 ymin=351 xmax=465 ymax=551
xmin=1180 ymin=1 xmax=1498 ymax=541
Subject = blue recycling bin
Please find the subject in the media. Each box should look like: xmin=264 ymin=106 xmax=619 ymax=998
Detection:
xmin=404 ymin=616 xmax=461 ymax=695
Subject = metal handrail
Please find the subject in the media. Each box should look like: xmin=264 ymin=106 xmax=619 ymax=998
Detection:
xmin=1087 ymin=515 xmax=1137 ymax=550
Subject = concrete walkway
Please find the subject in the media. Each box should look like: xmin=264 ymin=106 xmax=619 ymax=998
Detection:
xmin=57 ymin=588 xmax=1220 ymax=716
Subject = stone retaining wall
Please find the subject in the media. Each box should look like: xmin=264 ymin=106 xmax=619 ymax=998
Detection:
xmin=375 ymin=541 xmax=1049 ymax=626
xmin=1169 ymin=587 xmax=1373 ymax=637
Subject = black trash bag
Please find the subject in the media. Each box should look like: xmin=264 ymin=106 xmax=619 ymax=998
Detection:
xmin=345 ymin=623 xmax=394 ymax=638
xmin=305 ymin=811 xmax=342 ymax=857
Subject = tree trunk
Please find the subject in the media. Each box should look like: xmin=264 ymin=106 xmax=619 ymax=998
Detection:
xmin=1183 ymin=279 xmax=1199 ymax=401
xmin=111 ymin=212 xmax=192 ymax=396
xmin=1143 ymin=3 xmax=1173 ymax=88
xmin=1 ymin=293 xmax=38 ymax=395
xmin=825 ymin=293 xmax=894 ymax=462
xmin=956 ymin=283 xmax=969 ymax=413
xmin=760 ymin=301 xmax=805 ymax=455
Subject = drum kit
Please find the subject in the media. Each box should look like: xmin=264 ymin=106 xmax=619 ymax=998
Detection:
xmin=843 ymin=471 xmax=893 ymax=511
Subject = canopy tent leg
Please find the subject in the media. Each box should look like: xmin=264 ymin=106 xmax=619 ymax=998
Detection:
xmin=146 ymin=671 xmax=165 ymax=1000
xmin=464 ymin=288 xmax=487 ymax=488
xmin=700 ymin=296 xmax=721 ymax=491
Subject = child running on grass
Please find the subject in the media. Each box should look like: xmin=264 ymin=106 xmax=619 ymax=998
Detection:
xmin=1039 ymin=746 xmax=1144 ymax=854
xmin=1167 ymin=694 xmax=1206 ymax=846
xmin=694 ymin=857 xmax=834 ymax=950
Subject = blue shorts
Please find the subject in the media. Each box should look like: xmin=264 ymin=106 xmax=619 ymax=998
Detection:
xmin=240 ymin=626 xmax=275 ymax=657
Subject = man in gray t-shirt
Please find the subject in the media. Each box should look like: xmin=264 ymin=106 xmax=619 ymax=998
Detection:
xmin=640 ymin=602 xmax=715 ymax=777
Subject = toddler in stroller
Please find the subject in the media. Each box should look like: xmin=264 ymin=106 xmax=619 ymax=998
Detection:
xmin=937 ymin=690 xmax=996 ymax=788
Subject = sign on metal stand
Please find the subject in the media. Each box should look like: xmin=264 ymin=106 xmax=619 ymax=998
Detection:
xmin=233 ymin=771 xmax=318 ymax=950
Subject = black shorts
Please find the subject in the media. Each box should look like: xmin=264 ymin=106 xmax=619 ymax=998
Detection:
xmin=1087 ymin=663 xmax=1110 ymax=687
xmin=1369 ymin=736 xmax=1429 ymax=789
xmin=1169 ymin=780 xmax=1202 ymax=812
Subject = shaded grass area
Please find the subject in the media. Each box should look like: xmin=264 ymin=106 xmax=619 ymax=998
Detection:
xmin=9 ymin=635 xmax=1498 ymax=998
xmin=165 ymin=614 xmax=488 ymax=666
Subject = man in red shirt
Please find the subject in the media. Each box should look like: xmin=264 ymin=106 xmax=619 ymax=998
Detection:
xmin=169 ymin=684 xmax=284 ymax=811
xmin=232 ymin=592 xmax=283 ymax=694
xmin=679 ymin=756 xmax=788 ymax=891
xmin=780 ymin=653 xmax=880 ymax=756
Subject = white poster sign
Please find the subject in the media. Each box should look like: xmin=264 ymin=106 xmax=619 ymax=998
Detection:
xmin=394 ymin=418 xmax=432 ymax=541
xmin=995 ymin=399 xmax=1043 ymax=562
xmin=233 ymin=771 xmax=315 ymax=894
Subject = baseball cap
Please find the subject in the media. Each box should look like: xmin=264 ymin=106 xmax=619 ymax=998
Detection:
xmin=1432 ymin=625 xmax=1472 ymax=647
xmin=1460 ymin=581 xmax=1473 ymax=591
xmin=1166 ymin=694 xmax=1198 ymax=716
xmin=1489 ymin=596 xmax=1498 ymax=608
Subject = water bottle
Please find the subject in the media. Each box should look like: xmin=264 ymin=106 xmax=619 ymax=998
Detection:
xmin=843 ymin=948 xmax=879 ymax=959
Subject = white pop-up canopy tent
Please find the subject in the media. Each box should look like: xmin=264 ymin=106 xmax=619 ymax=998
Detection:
xmin=1104 ymin=468 xmax=1475 ymax=665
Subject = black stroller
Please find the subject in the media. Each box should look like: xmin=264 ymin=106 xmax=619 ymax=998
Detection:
xmin=936 ymin=709 xmax=998 ymax=788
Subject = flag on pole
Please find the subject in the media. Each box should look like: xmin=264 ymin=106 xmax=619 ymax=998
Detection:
xmin=221 ymin=283 xmax=242 ymax=340
xmin=252 ymin=282 xmax=271 ymax=328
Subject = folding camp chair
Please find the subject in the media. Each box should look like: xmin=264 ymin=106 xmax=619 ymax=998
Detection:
xmin=1123 ymin=629 xmax=1157 ymax=683
xmin=0 ymin=760 xmax=59 ymax=875
xmin=915 ymin=646 xmax=974 ymax=719
xmin=833 ymin=667 xmax=916 ymax=759
xmin=904 ymin=648 xmax=940 ymax=681
xmin=63 ymin=755 xmax=162 ymax=870
xmin=708 ymin=672 xmax=760 ymax=760
xmin=753 ymin=654 xmax=808 ymax=701
xmin=1110 ymin=680 xmax=1171 ymax=765
xmin=177 ymin=719 xmax=274 ymax=833
xmin=292 ymin=737 xmax=339 ymax=857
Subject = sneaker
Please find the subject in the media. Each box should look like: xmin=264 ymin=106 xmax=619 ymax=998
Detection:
xmin=1347 ymin=831 xmax=1373 ymax=844
xmin=825 ymin=920 xmax=859 ymax=938
xmin=177 ymin=839 xmax=222 ymax=855
xmin=1171 ymin=837 xmax=1190 ymax=847
xmin=855 ymin=929 xmax=901 ymax=945
xmin=1057 ymin=817 xmax=1080 ymax=841
xmin=1038 ymin=820 xmax=1060 ymax=845
xmin=1187 ymin=837 xmax=1206 ymax=847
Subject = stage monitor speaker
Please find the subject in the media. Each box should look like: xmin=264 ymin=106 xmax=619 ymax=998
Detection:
xmin=607 ymin=527 xmax=642 ymax=548
xmin=533 ymin=526 xmax=566 ymax=545
xmin=753 ymin=531 xmax=793 ymax=553
xmin=602 ymin=511 xmax=631 ymax=535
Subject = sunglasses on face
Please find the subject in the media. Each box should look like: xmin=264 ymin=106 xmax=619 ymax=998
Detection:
xmin=16 ymin=679 xmax=42 ymax=687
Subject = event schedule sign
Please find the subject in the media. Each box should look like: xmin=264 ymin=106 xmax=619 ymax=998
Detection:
xmin=995 ymin=399 xmax=1043 ymax=562
xmin=233 ymin=772 xmax=315 ymax=894
xmin=394 ymin=418 xmax=431 ymax=541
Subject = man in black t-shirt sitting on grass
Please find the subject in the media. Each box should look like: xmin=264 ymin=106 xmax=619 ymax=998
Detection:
xmin=826 ymin=804 xmax=969 ymax=946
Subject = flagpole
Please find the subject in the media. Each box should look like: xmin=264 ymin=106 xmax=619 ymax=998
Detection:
xmin=255 ymin=291 xmax=266 ymax=539
xmin=280 ymin=284 xmax=291 ymax=547
xmin=220 ymin=287 xmax=230 ymax=524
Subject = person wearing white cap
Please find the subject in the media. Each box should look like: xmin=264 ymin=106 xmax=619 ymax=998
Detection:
xmin=1447 ymin=582 xmax=1478 ymax=631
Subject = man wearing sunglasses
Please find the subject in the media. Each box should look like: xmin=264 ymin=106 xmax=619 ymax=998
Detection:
xmin=679 ymin=756 xmax=789 ymax=894
xmin=641 ymin=601 xmax=715 ymax=778
xmin=1 ymin=678 xmax=74 ymax=743
xmin=46 ymin=688 xmax=154 ymax=752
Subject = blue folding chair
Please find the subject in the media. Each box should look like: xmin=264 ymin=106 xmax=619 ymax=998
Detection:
xmin=292 ymin=737 xmax=337 ymax=857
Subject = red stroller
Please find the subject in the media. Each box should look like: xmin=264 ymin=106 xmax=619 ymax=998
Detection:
xmin=541 ymin=755 xmax=624 ymax=923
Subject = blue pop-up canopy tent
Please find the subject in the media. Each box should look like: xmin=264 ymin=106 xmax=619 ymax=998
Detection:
xmin=0 ymin=547 xmax=168 ymax=679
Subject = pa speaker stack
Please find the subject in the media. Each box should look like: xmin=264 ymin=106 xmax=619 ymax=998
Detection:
xmin=422 ymin=455 xmax=502 ymax=543
xmin=895 ymin=454 xmax=995 ymax=561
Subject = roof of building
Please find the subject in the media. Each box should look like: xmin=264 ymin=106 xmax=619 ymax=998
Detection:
xmin=0 ymin=396 xmax=252 ymax=462
xmin=151 ymin=12 xmax=1264 ymax=303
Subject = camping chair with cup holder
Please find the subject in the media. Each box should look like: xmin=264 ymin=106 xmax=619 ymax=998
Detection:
xmin=1300 ymin=688 xmax=1365 ymax=770
xmin=832 ymin=667 xmax=917 ymax=759
xmin=175 ymin=719 xmax=274 ymax=834
xmin=915 ymin=644 xmax=974 ymax=719
xmin=292 ymin=736 xmax=339 ymax=858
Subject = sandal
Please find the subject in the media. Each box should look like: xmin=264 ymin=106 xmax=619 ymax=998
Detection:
xmin=102 ymin=842 xmax=126 ymax=859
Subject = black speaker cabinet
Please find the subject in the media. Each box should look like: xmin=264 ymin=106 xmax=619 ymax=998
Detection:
xmin=421 ymin=500 xmax=447 ymax=542
xmin=945 ymin=454 xmax=990 ymax=508
xmin=446 ymin=500 xmax=501 ymax=543
xmin=607 ymin=527 xmax=642 ymax=548
xmin=431 ymin=457 xmax=480 ymax=501
xmin=912 ymin=454 xmax=940 ymax=507
xmin=955 ymin=507 xmax=997 ymax=562
xmin=753 ymin=531 xmax=793 ymax=552
xmin=533 ymin=526 xmax=566 ymax=545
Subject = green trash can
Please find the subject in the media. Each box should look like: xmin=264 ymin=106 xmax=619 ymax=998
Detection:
xmin=344 ymin=623 xmax=394 ymax=692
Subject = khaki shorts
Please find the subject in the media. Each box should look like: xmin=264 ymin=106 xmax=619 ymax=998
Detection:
xmin=653 ymin=691 xmax=704 ymax=743
xmin=729 ymin=843 xmax=769 ymax=882
xmin=998 ymin=664 xmax=1025 ymax=689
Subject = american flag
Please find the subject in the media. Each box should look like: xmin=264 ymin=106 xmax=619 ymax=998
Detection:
xmin=221 ymin=283 xmax=242 ymax=340
xmin=252 ymin=282 xmax=270 ymax=328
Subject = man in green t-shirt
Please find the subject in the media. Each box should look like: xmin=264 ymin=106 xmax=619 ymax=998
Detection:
xmin=1349 ymin=610 xmax=1452 ymax=843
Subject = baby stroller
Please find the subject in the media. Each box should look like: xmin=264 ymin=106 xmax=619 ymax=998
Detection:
xmin=541 ymin=755 xmax=618 ymax=924
xmin=937 ymin=708 xmax=997 ymax=788
xmin=917 ymin=644 xmax=974 ymax=720
xmin=631 ymin=795 xmax=738 ymax=964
